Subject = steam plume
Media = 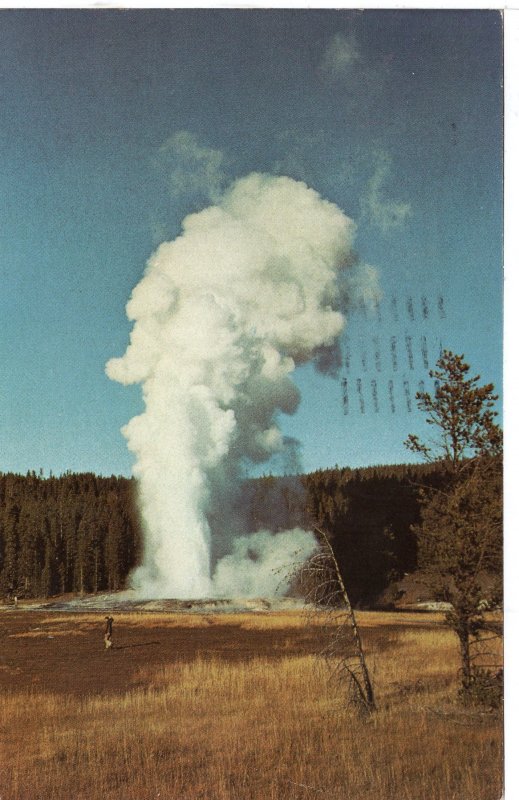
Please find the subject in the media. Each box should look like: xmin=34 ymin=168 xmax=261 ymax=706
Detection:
xmin=107 ymin=173 xmax=378 ymax=598
xmin=212 ymin=528 xmax=317 ymax=598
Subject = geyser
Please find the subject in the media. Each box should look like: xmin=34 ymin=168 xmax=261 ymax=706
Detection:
xmin=106 ymin=172 xmax=378 ymax=598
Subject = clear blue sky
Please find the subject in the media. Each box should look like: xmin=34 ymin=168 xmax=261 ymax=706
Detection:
xmin=0 ymin=9 xmax=503 ymax=477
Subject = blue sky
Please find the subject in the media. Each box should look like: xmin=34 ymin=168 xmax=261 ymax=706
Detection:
xmin=0 ymin=9 xmax=503 ymax=477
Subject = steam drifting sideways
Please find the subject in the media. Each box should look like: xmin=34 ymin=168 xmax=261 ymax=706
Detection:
xmin=106 ymin=173 xmax=379 ymax=598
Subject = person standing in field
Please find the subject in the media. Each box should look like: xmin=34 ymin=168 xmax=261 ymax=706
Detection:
xmin=104 ymin=616 xmax=114 ymax=650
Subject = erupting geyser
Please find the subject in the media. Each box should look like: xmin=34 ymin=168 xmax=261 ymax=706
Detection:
xmin=106 ymin=173 xmax=378 ymax=598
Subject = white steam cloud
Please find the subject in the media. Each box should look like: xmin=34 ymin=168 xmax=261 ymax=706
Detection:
xmin=361 ymin=152 xmax=412 ymax=233
xmin=319 ymin=33 xmax=361 ymax=80
xmin=106 ymin=172 xmax=378 ymax=598
xmin=212 ymin=528 xmax=318 ymax=598
xmin=158 ymin=130 xmax=227 ymax=204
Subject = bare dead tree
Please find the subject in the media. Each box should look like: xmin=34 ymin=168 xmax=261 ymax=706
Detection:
xmin=293 ymin=526 xmax=375 ymax=714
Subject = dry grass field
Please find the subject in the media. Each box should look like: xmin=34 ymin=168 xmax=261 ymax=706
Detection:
xmin=0 ymin=608 xmax=503 ymax=800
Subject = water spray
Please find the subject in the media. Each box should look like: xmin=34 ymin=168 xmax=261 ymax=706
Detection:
xmin=107 ymin=173 xmax=379 ymax=598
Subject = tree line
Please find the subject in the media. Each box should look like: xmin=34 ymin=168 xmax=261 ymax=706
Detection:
xmin=1 ymin=351 xmax=501 ymax=709
xmin=0 ymin=460 xmax=446 ymax=603
xmin=247 ymin=461 xmax=445 ymax=605
xmin=0 ymin=472 xmax=140 ymax=598
xmin=0 ymin=350 xmax=503 ymax=615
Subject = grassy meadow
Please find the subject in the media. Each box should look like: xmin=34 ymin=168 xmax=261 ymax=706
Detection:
xmin=0 ymin=609 xmax=503 ymax=800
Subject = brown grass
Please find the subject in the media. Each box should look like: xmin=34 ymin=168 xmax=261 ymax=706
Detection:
xmin=0 ymin=610 xmax=503 ymax=800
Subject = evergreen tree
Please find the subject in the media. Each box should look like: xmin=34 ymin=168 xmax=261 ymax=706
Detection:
xmin=405 ymin=351 xmax=503 ymax=697
xmin=0 ymin=501 xmax=20 ymax=595
xmin=0 ymin=472 xmax=141 ymax=598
